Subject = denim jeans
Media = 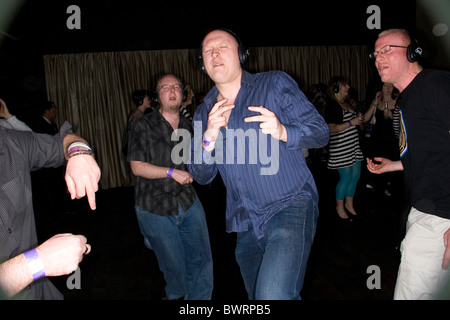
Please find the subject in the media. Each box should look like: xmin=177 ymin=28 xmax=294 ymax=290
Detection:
xmin=235 ymin=196 xmax=318 ymax=300
xmin=135 ymin=197 xmax=213 ymax=300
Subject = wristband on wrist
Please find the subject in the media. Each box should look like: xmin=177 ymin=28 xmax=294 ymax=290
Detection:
xmin=167 ymin=167 xmax=174 ymax=178
xmin=66 ymin=141 xmax=94 ymax=160
xmin=348 ymin=121 xmax=353 ymax=127
xmin=68 ymin=142 xmax=91 ymax=151
xmin=65 ymin=148 xmax=94 ymax=160
xmin=23 ymin=249 xmax=45 ymax=281
xmin=203 ymin=138 xmax=215 ymax=148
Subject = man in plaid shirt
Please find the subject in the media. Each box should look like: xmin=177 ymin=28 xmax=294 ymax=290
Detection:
xmin=127 ymin=74 xmax=213 ymax=300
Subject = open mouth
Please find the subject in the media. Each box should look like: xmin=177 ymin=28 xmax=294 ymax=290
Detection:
xmin=377 ymin=64 xmax=388 ymax=71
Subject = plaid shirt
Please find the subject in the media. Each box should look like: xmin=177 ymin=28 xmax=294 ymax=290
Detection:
xmin=128 ymin=110 xmax=196 ymax=216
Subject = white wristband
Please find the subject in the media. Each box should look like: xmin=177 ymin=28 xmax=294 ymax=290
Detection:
xmin=203 ymin=138 xmax=215 ymax=148
xmin=23 ymin=249 xmax=45 ymax=281
xmin=68 ymin=142 xmax=91 ymax=151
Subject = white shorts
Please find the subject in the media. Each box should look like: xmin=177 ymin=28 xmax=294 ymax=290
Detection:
xmin=394 ymin=208 xmax=450 ymax=300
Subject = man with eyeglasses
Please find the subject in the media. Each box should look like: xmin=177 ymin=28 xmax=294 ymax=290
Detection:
xmin=127 ymin=74 xmax=213 ymax=300
xmin=367 ymin=29 xmax=450 ymax=300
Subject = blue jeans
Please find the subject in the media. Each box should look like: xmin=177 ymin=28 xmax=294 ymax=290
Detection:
xmin=135 ymin=197 xmax=213 ymax=300
xmin=235 ymin=197 xmax=318 ymax=300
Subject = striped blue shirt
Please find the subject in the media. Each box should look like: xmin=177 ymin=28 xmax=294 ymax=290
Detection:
xmin=188 ymin=70 xmax=329 ymax=239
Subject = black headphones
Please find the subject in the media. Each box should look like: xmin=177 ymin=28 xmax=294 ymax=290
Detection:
xmin=333 ymin=83 xmax=340 ymax=94
xmin=406 ymin=35 xmax=423 ymax=63
xmin=132 ymin=89 xmax=150 ymax=107
xmin=197 ymin=28 xmax=249 ymax=73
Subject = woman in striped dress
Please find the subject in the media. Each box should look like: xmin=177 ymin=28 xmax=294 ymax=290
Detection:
xmin=325 ymin=77 xmax=364 ymax=220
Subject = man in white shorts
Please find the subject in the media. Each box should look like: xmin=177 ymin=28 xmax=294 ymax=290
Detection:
xmin=367 ymin=29 xmax=450 ymax=299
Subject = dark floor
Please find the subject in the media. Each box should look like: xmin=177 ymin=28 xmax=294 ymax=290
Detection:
xmin=36 ymin=156 xmax=407 ymax=301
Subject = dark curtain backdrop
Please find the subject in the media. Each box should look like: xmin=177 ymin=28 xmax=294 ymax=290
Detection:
xmin=43 ymin=45 xmax=376 ymax=190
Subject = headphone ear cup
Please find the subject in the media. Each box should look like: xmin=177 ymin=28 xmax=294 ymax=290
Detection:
xmin=197 ymin=52 xmax=206 ymax=74
xmin=333 ymin=83 xmax=340 ymax=93
xmin=182 ymin=90 xmax=188 ymax=102
xmin=152 ymin=91 xmax=159 ymax=104
xmin=238 ymin=45 xmax=249 ymax=65
xmin=405 ymin=32 xmax=423 ymax=63
xmin=406 ymin=43 xmax=423 ymax=63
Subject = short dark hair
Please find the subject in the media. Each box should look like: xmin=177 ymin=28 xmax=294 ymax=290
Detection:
xmin=131 ymin=90 xmax=150 ymax=107
xmin=38 ymin=100 xmax=56 ymax=114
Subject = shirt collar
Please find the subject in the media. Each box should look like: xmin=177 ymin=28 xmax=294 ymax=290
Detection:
xmin=241 ymin=69 xmax=254 ymax=86
xmin=204 ymin=69 xmax=254 ymax=106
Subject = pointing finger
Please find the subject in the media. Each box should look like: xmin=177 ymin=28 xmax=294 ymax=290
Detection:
xmin=209 ymin=98 xmax=228 ymax=115
xmin=247 ymin=106 xmax=272 ymax=115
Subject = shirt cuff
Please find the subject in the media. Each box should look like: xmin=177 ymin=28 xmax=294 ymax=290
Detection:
xmin=284 ymin=123 xmax=301 ymax=150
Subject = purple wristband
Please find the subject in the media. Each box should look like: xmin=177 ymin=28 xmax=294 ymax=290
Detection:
xmin=23 ymin=249 xmax=45 ymax=281
xmin=348 ymin=121 xmax=353 ymax=127
xmin=167 ymin=167 xmax=174 ymax=178
xmin=203 ymin=138 xmax=215 ymax=147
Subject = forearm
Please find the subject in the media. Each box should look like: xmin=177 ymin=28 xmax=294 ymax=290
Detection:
xmin=0 ymin=254 xmax=33 ymax=297
xmin=130 ymin=161 xmax=171 ymax=180
xmin=187 ymin=147 xmax=218 ymax=185
xmin=363 ymin=103 xmax=377 ymax=122
xmin=390 ymin=160 xmax=404 ymax=171
xmin=328 ymin=122 xmax=352 ymax=134
xmin=286 ymin=117 xmax=329 ymax=150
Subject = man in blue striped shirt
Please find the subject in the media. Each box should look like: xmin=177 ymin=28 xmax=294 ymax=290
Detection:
xmin=188 ymin=29 xmax=329 ymax=300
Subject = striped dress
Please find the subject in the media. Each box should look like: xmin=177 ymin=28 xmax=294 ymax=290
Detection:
xmin=327 ymin=108 xmax=364 ymax=169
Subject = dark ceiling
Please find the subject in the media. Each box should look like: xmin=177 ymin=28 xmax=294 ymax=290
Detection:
xmin=3 ymin=0 xmax=416 ymax=54
xmin=0 ymin=0 xmax=422 ymax=107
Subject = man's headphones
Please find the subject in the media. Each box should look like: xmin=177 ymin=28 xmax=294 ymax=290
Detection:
xmin=197 ymin=28 xmax=249 ymax=73
xmin=406 ymin=36 xmax=423 ymax=63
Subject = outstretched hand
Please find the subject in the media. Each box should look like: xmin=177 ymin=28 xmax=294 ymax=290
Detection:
xmin=366 ymin=157 xmax=403 ymax=174
xmin=244 ymin=106 xmax=287 ymax=141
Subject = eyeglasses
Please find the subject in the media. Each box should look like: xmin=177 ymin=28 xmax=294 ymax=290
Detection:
xmin=369 ymin=45 xmax=408 ymax=59
xmin=158 ymin=84 xmax=183 ymax=92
